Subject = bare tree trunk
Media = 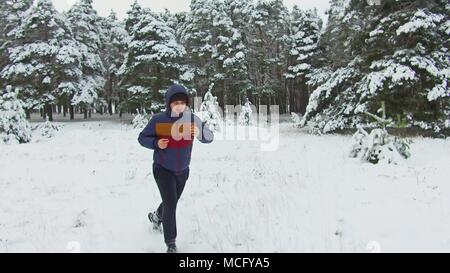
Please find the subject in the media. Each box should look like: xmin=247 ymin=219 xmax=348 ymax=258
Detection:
xmin=286 ymin=83 xmax=290 ymax=114
xmin=84 ymin=105 xmax=88 ymax=119
xmin=108 ymin=99 xmax=113 ymax=115
xmin=70 ymin=105 xmax=74 ymax=120
xmin=44 ymin=103 xmax=53 ymax=121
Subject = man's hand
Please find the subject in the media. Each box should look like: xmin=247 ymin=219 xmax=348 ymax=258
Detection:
xmin=191 ymin=124 xmax=200 ymax=138
xmin=157 ymin=138 xmax=169 ymax=149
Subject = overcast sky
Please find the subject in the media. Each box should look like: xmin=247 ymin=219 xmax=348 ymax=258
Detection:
xmin=52 ymin=0 xmax=330 ymax=23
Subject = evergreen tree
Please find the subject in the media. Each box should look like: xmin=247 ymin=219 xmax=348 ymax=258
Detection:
xmin=247 ymin=0 xmax=290 ymax=112
xmin=159 ymin=8 xmax=181 ymax=30
xmin=120 ymin=8 xmax=185 ymax=112
xmin=0 ymin=0 xmax=34 ymax=89
xmin=67 ymin=0 xmax=106 ymax=119
xmin=1 ymin=0 xmax=82 ymax=121
xmin=224 ymin=0 xmax=254 ymax=45
xmin=319 ymin=0 xmax=356 ymax=68
xmin=33 ymin=115 xmax=61 ymax=138
xmin=285 ymin=6 xmax=322 ymax=114
xmin=124 ymin=0 xmax=143 ymax=36
xmin=299 ymin=0 xmax=367 ymax=130
xmin=350 ymin=102 xmax=412 ymax=164
xmin=179 ymin=0 xmax=215 ymax=96
xmin=0 ymin=85 xmax=32 ymax=144
xmin=239 ymin=97 xmax=254 ymax=125
xmin=198 ymin=83 xmax=222 ymax=131
xmin=164 ymin=10 xmax=195 ymax=91
xmin=360 ymin=0 xmax=450 ymax=134
xmin=99 ymin=10 xmax=129 ymax=115
xmin=210 ymin=0 xmax=250 ymax=107
xmin=301 ymin=0 xmax=450 ymax=135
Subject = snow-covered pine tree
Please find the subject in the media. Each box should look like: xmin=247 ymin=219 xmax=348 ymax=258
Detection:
xmin=291 ymin=112 xmax=301 ymax=126
xmin=224 ymin=0 xmax=254 ymax=43
xmin=301 ymin=0 xmax=450 ymax=136
xmin=66 ymin=0 xmax=106 ymax=119
xmin=124 ymin=0 xmax=143 ymax=36
xmin=210 ymin=0 xmax=250 ymax=107
xmin=1 ymin=0 xmax=82 ymax=121
xmin=0 ymin=0 xmax=34 ymax=89
xmin=299 ymin=0 xmax=367 ymax=133
xmin=179 ymin=0 xmax=215 ymax=97
xmin=350 ymin=101 xmax=412 ymax=164
xmin=0 ymin=85 xmax=32 ymax=144
xmin=239 ymin=97 xmax=254 ymax=125
xmin=33 ymin=115 xmax=61 ymax=138
xmin=160 ymin=10 xmax=195 ymax=92
xmin=285 ymin=6 xmax=322 ymax=114
xmin=319 ymin=0 xmax=355 ymax=68
xmin=99 ymin=10 xmax=129 ymax=116
xmin=158 ymin=8 xmax=181 ymax=31
xmin=358 ymin=0 xmax=450 ymax=135
xmin=198 ymin=83 xmax=222 ymax=132
xmin=117 ymin=0 xmax=143 ymax=117
xmin=246 ymin=0 xmax=290 ymax=112
xmin=120 ymin=7 xmax=185 ymax=113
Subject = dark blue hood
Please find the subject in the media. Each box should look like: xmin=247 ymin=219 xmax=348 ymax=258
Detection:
xmin=164 ymin=84 xmax=189 ymax=117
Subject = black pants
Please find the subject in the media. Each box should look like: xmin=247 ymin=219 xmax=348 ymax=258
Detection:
xmin=153 ymin=163 xmax=189 ymax=246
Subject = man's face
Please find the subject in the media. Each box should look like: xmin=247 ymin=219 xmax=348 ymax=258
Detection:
xmin=170 ymin=100 xmax=187 ymax=115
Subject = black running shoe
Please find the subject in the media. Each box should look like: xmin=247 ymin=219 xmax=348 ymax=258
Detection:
xmin=167 ymin=244 xmax=177 ymax=253
xmin=148 ymin=212 xmax=162 ymax=233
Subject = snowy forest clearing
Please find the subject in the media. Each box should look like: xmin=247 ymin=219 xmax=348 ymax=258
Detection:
xmin=1 ymin=120 xmax=449 ymax=252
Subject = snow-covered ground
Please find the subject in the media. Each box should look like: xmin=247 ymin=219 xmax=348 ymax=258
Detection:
xmin=1 ymin=119 xmax=450 ymax=252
